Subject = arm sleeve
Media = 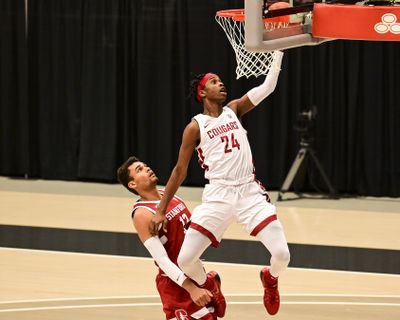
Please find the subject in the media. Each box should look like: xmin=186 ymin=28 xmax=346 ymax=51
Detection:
xmin=143 ymin=236 xmax=187 ymax=286
xmin=246 ymin=51 xmax=284 ymax=106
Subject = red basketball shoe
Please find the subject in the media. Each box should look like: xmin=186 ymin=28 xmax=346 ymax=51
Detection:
xmin=202 ymin=271 xmax=226 ymax=318
xmin=260 ymin=267 xmax=280 ymax=315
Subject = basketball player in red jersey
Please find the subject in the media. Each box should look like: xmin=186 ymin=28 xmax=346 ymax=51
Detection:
xmin=150 ymin=51 xmax=290 ymax=316
xmin=117 ymin=156 xmax=224 ymax=320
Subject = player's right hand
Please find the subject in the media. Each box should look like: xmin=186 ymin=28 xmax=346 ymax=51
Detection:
xmin=149 ymin=209 xmax=167 ymax=236
xmin=189 ymin=287 xmax=213 ymax=307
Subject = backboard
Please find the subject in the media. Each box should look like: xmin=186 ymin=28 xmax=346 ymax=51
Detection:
xmin=244 ymin=0 xmax=333 ymax=52
xmin=215 ymin=0 xmax=333 ymax=78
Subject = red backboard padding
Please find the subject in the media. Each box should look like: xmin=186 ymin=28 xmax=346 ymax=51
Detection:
xmin=313 ymin=3 xmax=400 ymax=41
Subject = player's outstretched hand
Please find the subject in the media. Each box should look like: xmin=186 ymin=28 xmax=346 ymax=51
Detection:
xmin=149 ymin=208 xmax=168 ymax=235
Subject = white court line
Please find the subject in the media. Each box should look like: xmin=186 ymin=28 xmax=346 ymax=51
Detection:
xmin=1 ymin=293 xmax=400 ymax=305
xmin=1 ymin=301 xmax=400 ymax=313
xmin=1 ymin=247 xmax=399 ymax=278
xmin=0 ymin=296 xmax=160 ymax=304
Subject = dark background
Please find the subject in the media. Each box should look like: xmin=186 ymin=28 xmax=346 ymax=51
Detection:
xmin=1 ymin=0 xmax=399 ymax=197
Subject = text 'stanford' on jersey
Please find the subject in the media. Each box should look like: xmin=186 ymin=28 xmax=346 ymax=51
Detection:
xmin=132 ymin=192 xmax=190 ymax=266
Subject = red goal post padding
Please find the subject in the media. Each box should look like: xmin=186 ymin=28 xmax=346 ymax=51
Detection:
xmin=312 ymin=3 xmax=400 ymax=41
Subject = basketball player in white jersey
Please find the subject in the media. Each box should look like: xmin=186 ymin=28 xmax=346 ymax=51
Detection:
xmin=150 ymin=51 xmax=290 ymax=316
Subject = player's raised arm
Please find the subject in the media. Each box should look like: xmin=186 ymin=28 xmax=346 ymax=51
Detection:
xmin=228 ymin=50 xmax=284 ymax=118
xmin=150 ymin=120 xmax=200 ymax=235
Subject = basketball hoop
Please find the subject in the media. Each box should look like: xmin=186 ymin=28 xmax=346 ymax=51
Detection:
xmin=216 ymin=8 xmax=292 ymax=79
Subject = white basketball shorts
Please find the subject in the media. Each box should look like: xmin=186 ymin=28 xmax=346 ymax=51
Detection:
xmin=190 ymin=181 xmax=277 ymax=247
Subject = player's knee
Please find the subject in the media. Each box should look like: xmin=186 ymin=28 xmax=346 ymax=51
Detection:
xmin=274 ymin=247 xmax=290 ymax=266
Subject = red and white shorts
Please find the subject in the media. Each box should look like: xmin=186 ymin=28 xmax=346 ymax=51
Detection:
xmin=190 ymin=181 xmax=277 ymax=247
xmin=156 ymin=273 xmax=215 ymax=320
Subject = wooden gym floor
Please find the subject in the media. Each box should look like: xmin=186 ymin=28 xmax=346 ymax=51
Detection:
xmin=0 ymin=176 xmax=399 ymax=319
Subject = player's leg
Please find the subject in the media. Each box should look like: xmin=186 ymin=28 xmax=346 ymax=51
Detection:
xmin=178 ymin=184 xmax=233 ymax=318
xmin=237 ymin=182 xmax=290 ymax=277
xmin=256 ymin=219 xmax=290 ymax=278
xmin=237 ymin=181 xmax=290 ymax=315
xmin=255 ymin=214 xmax=290 ymax=315
xmin=178 ymin=184 xmax=232 ymax=282
xmin=178 ymin=227 xmax=211 ymax=285
xmin=178 ymin=228 xmax=227 ymax=318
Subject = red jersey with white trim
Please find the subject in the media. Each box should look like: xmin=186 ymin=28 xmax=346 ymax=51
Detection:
xmin=132 ymin=192 xmax=215 ymax=319
xmin=132 ymin=191 xmax=191 ymax=265
xmin=194 ymin=106 xmax=254 ymax=184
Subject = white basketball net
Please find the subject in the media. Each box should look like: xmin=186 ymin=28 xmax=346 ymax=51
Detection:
xmin=216 ymin=14 xmax=288 ymax=79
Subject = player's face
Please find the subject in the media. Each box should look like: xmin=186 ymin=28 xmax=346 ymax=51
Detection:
xmin=204 ymin=75 xmax=227 ymax=103
xmin=127 ymin=161 xmax=158 ymax=193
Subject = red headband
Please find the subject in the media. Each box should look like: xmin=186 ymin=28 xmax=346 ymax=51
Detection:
xmin=196 ymin=73 xmax=216 ymax=103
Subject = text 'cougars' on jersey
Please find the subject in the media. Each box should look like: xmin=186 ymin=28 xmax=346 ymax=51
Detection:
xmin=165 ymin=202 xmax=186 ymax=220
xmin=206 ymin=121 xmax=239 ymax=139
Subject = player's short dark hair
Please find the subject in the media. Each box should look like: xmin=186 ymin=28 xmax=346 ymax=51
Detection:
xmin=117 ymin=156 xmax=140 ymax=195
xmin=189 ymin=73 xmax=206 ymax=103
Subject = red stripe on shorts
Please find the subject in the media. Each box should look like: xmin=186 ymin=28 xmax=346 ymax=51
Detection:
xmin=250 ymin=214 xmax=277 ymax=236
xmin=190 ymin=223 xmax=220 ymax=248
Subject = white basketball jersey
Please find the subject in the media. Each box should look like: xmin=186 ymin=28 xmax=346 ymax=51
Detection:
xmin=193 ymin=106 xmax=254 ymax=185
